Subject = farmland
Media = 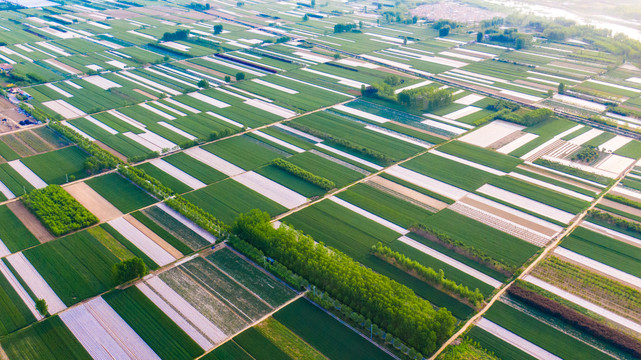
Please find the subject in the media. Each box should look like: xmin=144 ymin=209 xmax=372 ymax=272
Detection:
xmin=0 ymin=0 xmax=640 ymax=359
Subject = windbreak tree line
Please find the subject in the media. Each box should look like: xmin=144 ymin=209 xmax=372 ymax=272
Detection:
xmin=231 ymin=209 xmax=458 ymax=355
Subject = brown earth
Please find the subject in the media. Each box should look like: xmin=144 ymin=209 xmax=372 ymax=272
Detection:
xmin=133 ymin=89 xmax=158 ymax=100
xmin=64 ymin=182 xmax=122 ymax=222
xmin=599 ymin=198 xmax=641 ymax=219
xmin=94 ymin=141 xmax=127 ymax=162
xmin=45 ymin=59 xmax=82 ymax=75
xmin=368 ymin=176 xmax=448 ymax=211
xmin=7 ymin=201 xmax=54 ymax=243
xmin=180 ymin=61 xmax=230 ymax=80
xmin=0 ymin=97 xmax=27 ymax=134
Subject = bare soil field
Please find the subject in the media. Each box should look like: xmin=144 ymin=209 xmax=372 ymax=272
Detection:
xmin=64 ymin=182 xmax=122 ymax=222
xmin=7 ymin=200 xmax=54 ymax=243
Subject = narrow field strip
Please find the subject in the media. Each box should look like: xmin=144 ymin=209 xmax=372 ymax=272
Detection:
xmin=252 ymin=79 xmax=298 ymax=94
xmin=0 ymin=261 xmax=42 ymax=320
xmin=386 ymin=165 xmax=469 ymax=200
xmin=253 ymin=131 xmax=305 ymax=153
xmin=365 ymin=125 xmax=432 ymax=148
xmin=108 ymin=217 xmax=177 ymax=267
xmin=142 ymin=276 xmax=227 ymax=344
xmin=316 ymin=143 xmax=383 ymax=170
xmin=330 ymin=196 xmax=408 ymax=235
xmin=497 ymin=133 xmax=538 ymax=154
xmin=183 ymin=147 xmax=245 ymax=176
xmin=554 ymin=247 xmax=641 ymax=289
xmin=8 ymin=160 xmax=47 ymax=189
xmin=523 ymin=275 xmax=641 ymax=334
xmin=520 ymin=124 xmax=584 ymax=161
xmin=244 ymin=98 xmax=297 ymax=118
xmin=367 ymin=176 xmax=448 ymax=211
xmin=580 ymin=221 xmax=641 ymax=248
xmin=136 ymin=282 xmax=214 ymax=350
xmin=476 ymin=318 xmax=562 ymax=360
xmin=429 ymin=150 xmax=506 ymax=176
xmin=508 ymin=172 xmax=593 ymax=201
xmin=64 ymin=182 xmax=122 ymax=222
xmin=333 ymin=104 xmax=389 ymax=124
xmin=6 ymin=253 xmax=66 ymax=314
xmin=477 ymin=184 xmax=576 ymax=224
xmin=149 ymin=159 xmax=207 ymax=190
xmin=398 ymin=236 xmax=502 ymax=287
xmin=85 ymin=115 xmax=118 ymax=135
xmin=157 ymin=121 xmax=198 ymax=141
xmin=0 ymin=180 xmax=15 ymax=200
xmin=233 ymin=171 xmax=307 ymax=209
xmin=157 ymin=203 xmax=216 ymax=244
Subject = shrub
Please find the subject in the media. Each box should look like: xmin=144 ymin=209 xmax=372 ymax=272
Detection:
xmin=271 ymin=158 xmax=335 ymax=190
xmin=23 ymin=185 xmax=99 ymax=236
xmin=112 ymin=257 xmax=148 ymax=285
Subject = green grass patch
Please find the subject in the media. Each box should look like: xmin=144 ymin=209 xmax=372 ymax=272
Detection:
xmin=86 ymin=173 xmax=156 ymax=213
xmin=21 ymin=146 xmax=90 ymax=184
xmin=403 ymin=153 xmax=498 ymax=192
xmin=136 ymin=162 xmax=193 ymax=194
xmin=202 ymin=135 xmax=285 ymax=171
xmin=438 ymin=141 xmax=522 ymax=172
xmin=0 ymin=205 xmax=39 ymax=252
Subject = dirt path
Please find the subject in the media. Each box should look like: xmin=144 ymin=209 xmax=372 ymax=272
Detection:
xmin=63 ymin=182 xmax=123 ymax=222
xmin=6 ymin=201 xmax=54 ymax=243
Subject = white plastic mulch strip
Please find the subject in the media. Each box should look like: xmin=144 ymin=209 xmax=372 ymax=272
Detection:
xmin=274 ymin=123 xmax=323 ymax=143
xmin=206 ymin=111 xmax=244 ymax=128
xmin=596 ymin=154 xmax=635 ymax=175
xmin=499 ymin=89 xmax=542 ymax=103
xmin=184 ymin=147 xmax=245 ymax=176
xmin=234 ymin=171 xmax=307 ymax=209
xmin=143 ymin=276 xmax=227 ymax=343
xmin=136 ymin=282 xmax=214 ymax=350
xmin=151 ymin=101 xmax=187 ymax=117
xmin=203 ymin=56 xmax=265 ymax=76
xmin=85 ymin=115 xmax=118 ymax=135
xmin=333 ymin=104 xmax=388 ymax=124
xmin=123 ymin=132 xmax=162 ymax=153
xmin=398 ymin=236 xmax=502 ymax=287
xmin=253 ymin=131 xmax=304 ymax=153
xmin=88 ymin=297 xmax=161 ymax=360
xmin=316 ymin=143 xmax=382 ymax=171
xmin=60 ymin=304 xmax=137 ymax=360
xmin=165 ymin=98 xmax=200 ymax=113
xmin=331 ymin=197 xmax=408 ymax=235
xmin=466 ymin=194 xmax=563 ymax=233
xmin=139 ymin=103 xmax=175 ymax=120
xmin=150 ymin=159 xmax=206 ymax=190
xmin=520 ymin=124 xmax=584 ymax=160
xmin=429 ymin=150 xmax=506 ymax=176
xmin=0 ymin=261 xmax=42 ymax=320
xmin=157 ymin=121 xmax=197 ymax=141
xmin=157 ymin=203 xmax=216 ymax=244
xmin=275 ymin=74 xmax=354 ymax=98
xmin=108 ymin=217 xmax=176 ymax=267
xmin=554 ymin=247 xmax=641 ymax=290
xmin=612 ymin=185 xmax=641 ymax=202
xmin=301 ymin=68 xmax=367 ymax=88
xmin=567 ymin=128 xmax=603 ymax=146
xmin=540 ymin=156 xmax=619 ymax=179
xmin=599 ymin=135 xmax=633 ymax=152
xmin=476 ymin=318 xmax=562 ymax=360
xmin=119 ymin=71 xmax=181 ymax=96
xmin=393 ymin=80 xmax=432 ymax=94
xmin=443 ymin=106 xmax=481 ymax=120
xmin=83 ymin=75 xmax=121 ymax=90
xmin=587 ymin=79 xmax=641 ymax=93
xmin=386 ymin=165 xmax=469 ymax=200
xmin=497 ymin=133 xmax=539 ymax=154
xmin=8 ymin=160 xmax=47 ymax=189
xmin=6 ymin=253 xmax=66 ymax=314
xmin=108 ymin=110 xmax=146 ymax=130
xmin=42 ymin=99 xmax=86 ymax=119
xmin=523 ymin=275 xmax=641 ymax=334
xmin=459 ymin=120 xmax=525 ymax=148
xmin=45 ymin=83 xmax=72 ymax=98
xmin=188 ymin=92 xmax=230 ymax=108
xmin=0 ymin=180 xmax=15 ymax=200
xmin=364 ymin=126 xmax=431 ymax=148
xmin=252 ymin=78 xmax=298 ymax=94
xmin=454 ymin=93 xmax=485 ymax=105
xmin=477 ymin=184 xmax=575 ymax=223
xmin=244 ymin=98 xmax=296 ymax=118
xmin=421 ymin=119 xmax=467 ymax=135
xmin=581 ymin=221 xmax=641 ymax=248
xmin=64 ymin=80 xmax=82 ymax=89
xmin=508 ymin=172 xmax=593 ymax=202
xmin=552 ymin=94 xmax=607 ymax=112
xmin=61 ymin=121 xmax=95 ymax=141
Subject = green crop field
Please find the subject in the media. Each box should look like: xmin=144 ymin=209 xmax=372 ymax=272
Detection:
xmin=255 ymin=164 xmax=327 ymax=198
xmin=142 ymin=205 xmax=211 ymax=250
xmin=232 ymin=327 xmax=292 ymax=360
xmin=202 ymin=340 xmax=253 ymax=360
xmin=0 ymin=205 xmax=39 ymax=252
xmin=136 ymin=162 xmax=193 ymax=194
xmin=207 ymin=247 xmax=295 ymax=307
xmin=274 ymin=298 xmax=394 ymax=360
xmin=184 ymin=179 xmax=287 ymax=224
xmin=286 ymin=151 xmax=366 ymax=188
xmin=0 ymin=316 xmax=90 ymax=360
xmin=86 ymin=173 xmax=157 ymax=213
xmin=437 ymin=141 xmax=523 ymax=172
xmin=467 ymin=327 xmax=537 ymax=360
xmin=104 ymin=287 xmax=203 ymax=360
xmin=24 ymin=229 xmax=120 ymax=306
xmin=21 ymin=146 xmax=90 ymax=184
xmin=403 ymin=154 xmax=498 ymax=192
xmin=161 ymin=152 xmax=227 ymax=184
xmin=130 ymin=211 xmax=192 ymax=255
xmin=0 ymin=271 xmax=36 ymax=336
xmin=201 ymin=136 xmax=286 ymax=171
xmin=484 ymin=301 xmax=612 ymax=360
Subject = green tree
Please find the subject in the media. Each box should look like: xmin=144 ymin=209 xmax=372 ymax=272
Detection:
xmin=197 ymin=79 xmax=210 ymax=88
xmin=303 ymin=14 xmax=309 ymax=21
xmin=439 ymin=25 xmax=450 ymax=37
xmin=35 ymin=298 xmax=48 ymax=317
xmin=311 ymin=0 xmax=315 ymax=7
xmin=515 ymin=37 xmax=525 ymax=49
xmin=235 ymin=72 xmax=245 ymax=80
xmin=224 ymin=75 xmax=231 ymax=82
xmin=558 ymin=82 xmax=565 ymax=94
xmin=477 ymin=31 xmax=483 ymax=42
xmin=403 ymin=36 xmax=407 ymax=45
xmin=333 ymin=53 xmax=341 ymax=59
xmin=112 ymin=257 xmax=148 ymax=285
xmin=213 ymin=24 xmax=223 ymax=34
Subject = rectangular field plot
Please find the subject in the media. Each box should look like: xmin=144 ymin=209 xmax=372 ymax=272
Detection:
xmin=0 ymin=205 xmax=39 ymax=253
xmin=201 ymin=135 xmax=287 ymax=171
xmin=273 ymin=298 xmax=394 ymax=360
xmin=85 ymin=173 xmax=157 ymax=213
xmin=184 ymin=179 xmax=287 ymax=224
xmin=162 ymin=152 xmax=228 ymax=185
xmin=0 ymin=316 xmax=91 ymax=360
xmin=20 ymin=146 xmax=90 ymax=185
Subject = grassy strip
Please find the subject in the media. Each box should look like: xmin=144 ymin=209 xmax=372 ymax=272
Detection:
xmin=254 ymin=318 xmax=326 ymax=360
xmin=272 ymin=158 xmax=335 ymax=190
xmin=23 ymin=185 xmax=98 ymax=236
